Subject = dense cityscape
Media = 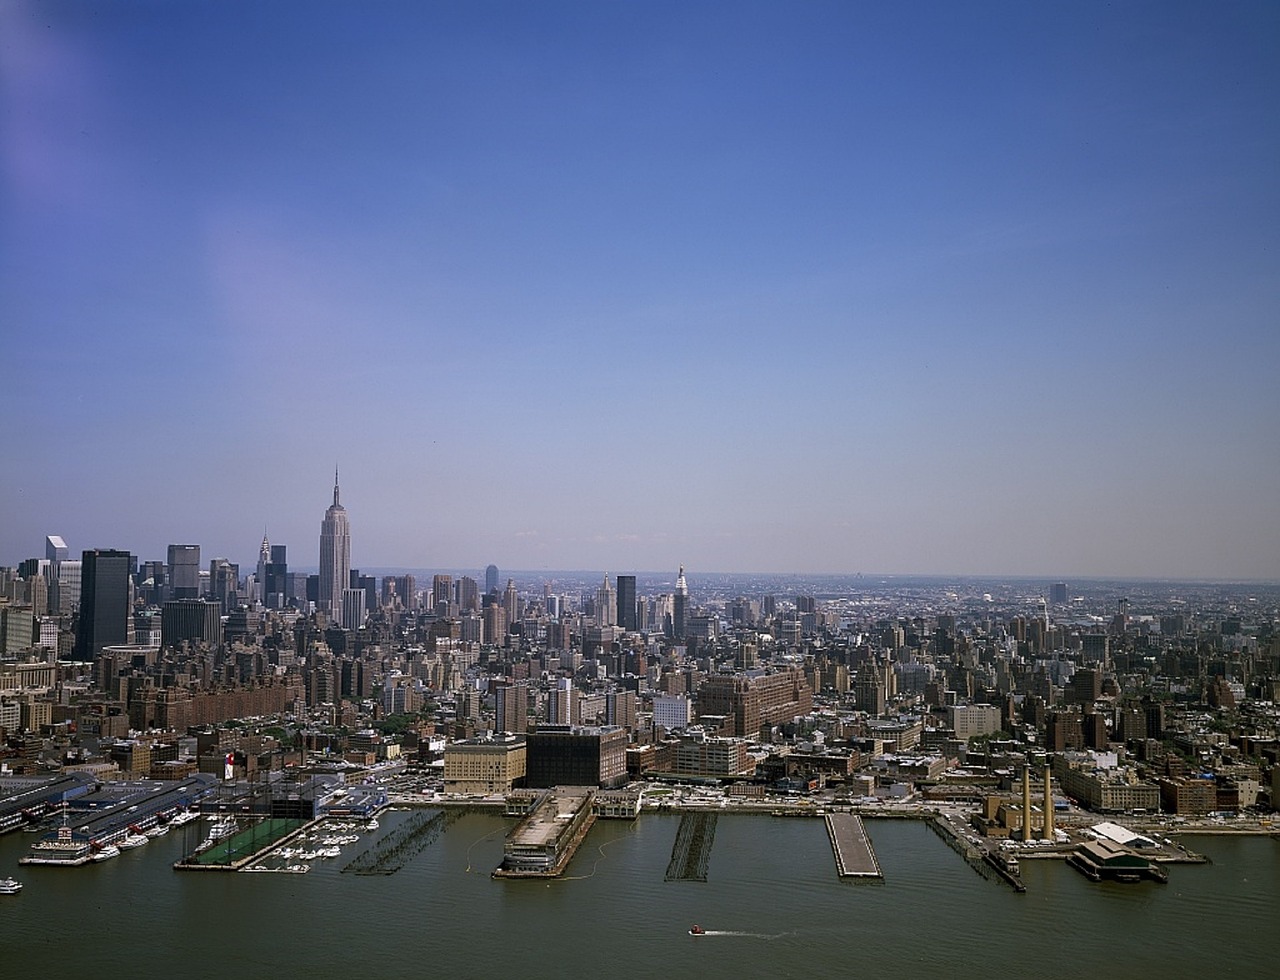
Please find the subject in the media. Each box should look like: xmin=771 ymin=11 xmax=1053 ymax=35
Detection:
xmin=1 ymin=472 xmax=1277 ymax=901
xmin=3 ymin=3 xmax=1275 ymax=975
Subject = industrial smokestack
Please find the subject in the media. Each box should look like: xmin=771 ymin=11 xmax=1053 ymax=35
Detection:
xmin=1043 ymin=765 xmax=1054 ymax=841
xmin=1022 ymin=764 xmax=1033 ymax=842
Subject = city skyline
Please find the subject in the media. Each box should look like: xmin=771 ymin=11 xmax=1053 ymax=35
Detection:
xmin=2 ymin=2 xmax=1277 ymax=580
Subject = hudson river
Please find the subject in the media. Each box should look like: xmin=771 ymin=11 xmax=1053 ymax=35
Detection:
xmin=2 ymin=812 xmax=1274 ymax=979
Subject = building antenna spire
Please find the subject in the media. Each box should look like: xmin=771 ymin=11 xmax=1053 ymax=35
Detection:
xmin=333 ymin=465 xmax=340 ymax=507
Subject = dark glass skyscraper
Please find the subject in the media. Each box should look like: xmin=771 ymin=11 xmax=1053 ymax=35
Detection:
xmin=75 ymin=549 xmax=131 ymax=659
xmin=485 ymin=564 xmax=500 ymax=595
xmin=616 ymin=575 xmax=637 ymax=631
xmin=168 ymin=544 xmax=201 ymax=599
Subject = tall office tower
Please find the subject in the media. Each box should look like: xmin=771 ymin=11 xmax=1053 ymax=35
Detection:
xmin=45 ymin=536 xmax=68 ymax=616
xmin=318 ymin=468 xmax=351 ymax=617
xmin=672 ymin=565 xmax=689 ymax=639
xmin=796 ymin=595 xmax=816 ymax=614
xmin=75 ymin=549 xmax=131 ymax=659
xmin=399 ymin=574 xmax=418 ymax=612
xmin=1049 ymin=582 xmax=1068 ymax=605
xmin=357 ymin=574 xmax=378 ymax=615
xmin=135 ymin=560 xmax=164 ymax=605
xmin=485 ymin=564 xmax=500 ymax=595
xmin=264 ymin=545 xmax=288 ymax=608
xmin=57 ymin=559 xmax=82 ymax=613
xmin=255 ymin=533 xmax=271 ymax=601
xmin=495 ymin=679 xmax=529 ymax=734
xmin=208 ymin=558 xmax=240 ymax=613
xmin=545 ymin=594 xmax=561 ymax=619
xmin=341 ymin=587 xmax=366 ymax=631
xmin=45 ymin=535 xmax=68 ymax=566
xmin=503 ymin=579 xmax=519 ymax=624
xmin=432 ymin=575 xmax=453 ymax=616
xmin=456 ymin=576 xmax=479 ymax=613
xmin=596 ymin=574 xmax=617 ymax=627
xmin=615 ymin=575 xmax=637 ymax=631
xmin=160 ymin=599 xmax=221 ymax=649
xmin=168 ymin=544 xmax=201 ymax=599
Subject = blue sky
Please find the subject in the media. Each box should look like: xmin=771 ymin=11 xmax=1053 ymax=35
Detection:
xmin=2 ymin=1 xmax=1277 ymax=579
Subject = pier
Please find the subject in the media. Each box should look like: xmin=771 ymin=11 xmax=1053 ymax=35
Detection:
xmin=665 ymin=812 xmax=718 ymax=881
xmin=494 ymin=787 xmax=596 ymax=878
xmin=825 ymin=812 xmax=882 ymax=879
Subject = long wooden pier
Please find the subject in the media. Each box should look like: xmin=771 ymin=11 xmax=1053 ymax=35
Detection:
xmin=825 ymin=812 xmax=882 ymax=879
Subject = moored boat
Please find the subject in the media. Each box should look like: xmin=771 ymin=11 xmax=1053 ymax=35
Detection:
xmin=90 ymin=843 xmax=121 ymax=862
xmin=20 ymin=822 xmax=94 ymax=866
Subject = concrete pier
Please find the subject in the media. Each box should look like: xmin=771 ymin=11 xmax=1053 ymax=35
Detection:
xmin=825 ymin=812 xmax=882 ymax=879
xmin=494 ymin=787 xmax=596 ymax=878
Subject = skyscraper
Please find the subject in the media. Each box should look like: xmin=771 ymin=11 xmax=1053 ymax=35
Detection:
xmin=596 ymin=574 xmax=616 ymax=627
xmin=616 ymin=575 xmax=637 ymax=632
xmin=75 ymin=549 xmax=131 ymax=659
xmin=341 ymin=587 xmax=366 ymax=631
xmin=495 ymin=679 xmax=529 ymax=734
xmin=318 ymin=468 xmax=351 ymax=619
xmin=457 ymin=576 xmax=479 ymax=613
xmin=209 ymin=558 xmax=239 ymax=613
xmin=45 ymin=535 xmax=67 ymax=566
xmin=264 ymin=545 xmax=288 ymax=609
xmin=485 ymin=564 xmax=500 ymax=595
xmin=673 ymin=565 xmax=689 ymax=639
xmin=255 ymin=533 xmax=271 ymax=603
xmin=168 ymin=544 xmax=201 ymax=599
xmin=432 ymin=574 xmax=453 ymax=616
xmin=503 ymin=579 xmax=519 ymax=624
xmin=45 ymin=535 xmax=67 ymax=612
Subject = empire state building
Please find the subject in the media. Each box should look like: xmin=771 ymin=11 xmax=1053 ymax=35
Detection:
xmin=318 ymin=468 xmax=351 ymax=621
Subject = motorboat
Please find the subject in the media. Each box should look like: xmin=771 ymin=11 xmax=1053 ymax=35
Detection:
xmin=0 ymin=878 xmax=22 ymax=894
xmin=689 ymin=924 xmax=705 ymax=936
xmin=119 ymin=829 xmax=150 ymax=849
xmin=91 ymin=843 xmax=121 ymax=862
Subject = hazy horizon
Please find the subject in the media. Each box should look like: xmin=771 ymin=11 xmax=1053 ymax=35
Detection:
xmin=3 ymin=2 xmax=1277 ymax=581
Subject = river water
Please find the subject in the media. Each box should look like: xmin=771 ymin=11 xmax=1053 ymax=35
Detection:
xmin=1 ymin=812 xmax=1273 ymax=980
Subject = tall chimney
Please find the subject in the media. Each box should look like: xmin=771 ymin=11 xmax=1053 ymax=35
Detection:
xmin=1043 ymin=765 xmax=1055 ymax=840
xmin=1022 ymin=764 xmax=1034 ymax=842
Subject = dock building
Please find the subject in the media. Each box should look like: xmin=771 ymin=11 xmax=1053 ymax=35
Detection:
xmin=496 ymin=787 xmax=596 ymax=876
